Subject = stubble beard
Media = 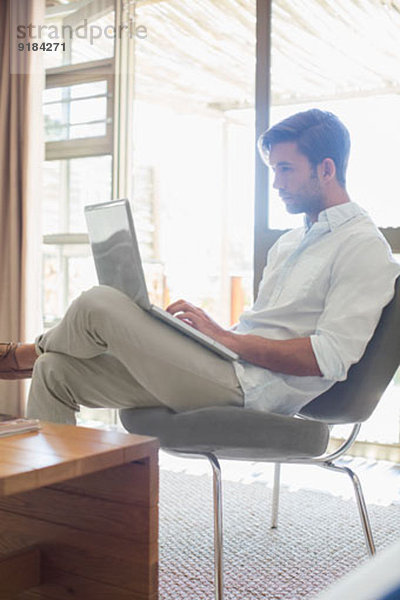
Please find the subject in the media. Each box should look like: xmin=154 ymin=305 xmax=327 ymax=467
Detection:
xmin=286 ymin=174 xmax=324 ymax=215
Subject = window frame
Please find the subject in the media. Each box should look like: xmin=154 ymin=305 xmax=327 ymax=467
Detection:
xmin=45 ymin=58 xmax=114 ymax=161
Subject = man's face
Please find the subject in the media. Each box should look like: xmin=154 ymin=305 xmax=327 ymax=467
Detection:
xmin=268 ymin=142 xmax=324 ymax=220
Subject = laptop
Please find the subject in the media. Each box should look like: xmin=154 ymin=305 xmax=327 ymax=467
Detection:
xmin=84 ymin=199 xmax=239 ymax=361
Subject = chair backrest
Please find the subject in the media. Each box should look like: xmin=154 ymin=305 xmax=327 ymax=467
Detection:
xmin=299 ymin=277 xmax=400 ymax=424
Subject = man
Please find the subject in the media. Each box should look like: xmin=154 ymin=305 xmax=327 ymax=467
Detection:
xmin=2 ymin=109 xmax=399 ymax=423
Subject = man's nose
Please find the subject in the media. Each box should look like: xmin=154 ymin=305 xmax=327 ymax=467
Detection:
xmin=272 ymin=173 xmax=281 ymax=190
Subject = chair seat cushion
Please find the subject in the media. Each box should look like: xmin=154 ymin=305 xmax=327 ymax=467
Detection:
xmin=119 ymin=407 xmax=330 ymax=460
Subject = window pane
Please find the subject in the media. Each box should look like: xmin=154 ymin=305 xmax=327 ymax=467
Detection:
xmin=269 ymin=1 xmax=400 ymax=229
xmin=43 ymin=1 xmax=115 ymax=69
xmin=43 ymin=81 xmax=108 ymax=142
xmin=43 ymin=155 xmax=112 ymax=235
xmin=71 ymin=12 xmax=115 ymax=65
xmin=42 ymin=154 xmax=112 ymax=324
xmin=70 ymin=81 xmax=107 ymax=98
xmin=42 ymin=245 xmax=97 ymax=329
xmin=132 ymin=0 xmax=256 ymax=326
xmin=70 ymin=94 xmax=107 ymax=124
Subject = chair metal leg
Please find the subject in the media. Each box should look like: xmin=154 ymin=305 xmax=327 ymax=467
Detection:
xmin=271 ymin=463 xmax=281 ymax=529
xmin=322 ymin=461 xmax=376 ymax=556
xmin=206 ymin=453 xmax=224 ymax=600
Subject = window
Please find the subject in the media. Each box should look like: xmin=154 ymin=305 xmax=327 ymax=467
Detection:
xmin=131 ymin=0 xmax=256 ymax=327
xmin=268 ymin=1 xmax=400 ymax=231
xmin=44 ymin=80 xmax=109 ymax=143
xmin=41 ymin=0 xmax=117 ymax=426
xmin=43 ymin=155 xmax=112 ymax=327
xmin=42 ymin=1 xmax=115 ymax=327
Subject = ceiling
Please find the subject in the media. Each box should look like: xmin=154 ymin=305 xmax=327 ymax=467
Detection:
xmin=45 ymin=0 xmax=400 ymax=114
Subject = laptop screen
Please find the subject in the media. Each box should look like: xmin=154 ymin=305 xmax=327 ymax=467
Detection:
xmin=84 ymin=199 xmax=151 ymax=309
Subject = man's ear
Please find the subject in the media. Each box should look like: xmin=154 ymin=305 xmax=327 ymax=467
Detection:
xmin=320 ymin=158 xmax=336 ymax=182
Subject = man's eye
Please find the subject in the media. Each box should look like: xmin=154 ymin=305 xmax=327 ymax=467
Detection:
xmin=280 ymin=167 xmax=292 ymax=173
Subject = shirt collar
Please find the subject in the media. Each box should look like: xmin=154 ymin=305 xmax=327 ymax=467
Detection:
xmin=304 ymin=202 xmax=365 ymax=232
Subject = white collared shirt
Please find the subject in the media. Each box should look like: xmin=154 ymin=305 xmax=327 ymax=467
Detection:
xmin=233 ymin=202 xmax=400 ymax=415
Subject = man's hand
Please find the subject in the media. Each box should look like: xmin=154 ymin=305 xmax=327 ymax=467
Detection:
xmin=166 ymin=299 xmax=229 ymax=343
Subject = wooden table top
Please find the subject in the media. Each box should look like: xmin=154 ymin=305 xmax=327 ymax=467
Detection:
xmin=0 ymin=422 xmax=158 ymax=497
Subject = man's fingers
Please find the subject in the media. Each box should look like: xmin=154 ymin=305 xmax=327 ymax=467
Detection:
xmin=166 ymin=299 xmax=189 ymax=314
xmin=175 ymin=312 xmax=200 ymax=329
xmin=167 ymin=299 xmax=203 ymax=316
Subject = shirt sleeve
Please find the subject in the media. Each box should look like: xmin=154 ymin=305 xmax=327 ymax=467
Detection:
xmin=310 ymin=235 xmax=400 ymax=381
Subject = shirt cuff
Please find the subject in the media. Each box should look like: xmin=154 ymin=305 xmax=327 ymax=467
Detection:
xmin=310 ymin=333 xmax=346 ymax=382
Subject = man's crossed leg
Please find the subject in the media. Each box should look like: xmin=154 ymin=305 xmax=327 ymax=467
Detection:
xmin=27 ymin=285 xmax=244 ymax=424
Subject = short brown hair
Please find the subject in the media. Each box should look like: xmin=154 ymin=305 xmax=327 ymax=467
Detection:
xmin=258 ymin=109 xmax=351 ymax=186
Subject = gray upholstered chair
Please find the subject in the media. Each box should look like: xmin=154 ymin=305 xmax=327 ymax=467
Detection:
xmin=120 ymin=278 xmax=400 ymax=600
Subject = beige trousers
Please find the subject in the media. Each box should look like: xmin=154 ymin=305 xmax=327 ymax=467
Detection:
xmin=27 ymin=286 xmax=244 ymax=424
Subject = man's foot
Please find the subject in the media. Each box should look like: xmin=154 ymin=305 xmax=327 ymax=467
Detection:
xmin=0 ymin=343 xmax=37 ymax=379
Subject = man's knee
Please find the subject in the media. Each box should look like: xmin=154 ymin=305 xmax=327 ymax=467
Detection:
xmin=33 ymin=352 xmax=73 ymax=387
xmin=75 ymin=285 xmax=139 ymax=317
xmin=29 ymin=353 xmax=78 ymax=423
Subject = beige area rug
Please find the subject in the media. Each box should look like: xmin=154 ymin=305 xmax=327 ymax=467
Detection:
xmin=159 ymin=469 xmax=400 ymax=600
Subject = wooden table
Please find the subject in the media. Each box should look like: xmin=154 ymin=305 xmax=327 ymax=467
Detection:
xmin=0 ymin=422 xmax=159 ymax=600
